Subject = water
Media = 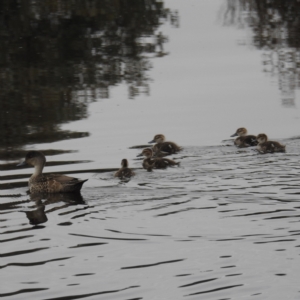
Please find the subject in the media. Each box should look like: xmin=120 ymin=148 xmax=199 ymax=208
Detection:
xmin=2 ymin=142 xmax=300 ymax=299
xmin=1 ymin=1 xmax=300 ymax=299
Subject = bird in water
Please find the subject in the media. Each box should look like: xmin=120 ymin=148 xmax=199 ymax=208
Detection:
xmin=114 ymin=159 xmax=135 ymax=179
xmin=230 ymin=127 xmax=257 ymax=147
xmin=148 ymin=134 xmax=182 ymax=155
xmin=137 ymin=148 xmax=179 ymax=171
xmin=256 ymin=133 xmax=286 ymax=153
xmin=17 ymin=151 xmax=88 ymax=193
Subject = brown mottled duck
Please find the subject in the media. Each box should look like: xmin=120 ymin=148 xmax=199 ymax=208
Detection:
xmin=17 ymin=151 xmax=88 ymax=193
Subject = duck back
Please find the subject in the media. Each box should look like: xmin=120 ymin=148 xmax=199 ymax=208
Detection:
xmin=143 ymin=157 xmax=179 ymax=171
xmin=257 ymin=141 xmax=286 ymax=153
xmin=115 ymin=168 xmax=135 ymax=179
xmin=234 ymin=135 xmax=257 ymax=147
xmin=29 ymin=174 xmax=88 ymax=193
xmin=142 ymin=158 xmax=154 ymax=171
xmin=154 ymin=142 xmax=182 ymax=154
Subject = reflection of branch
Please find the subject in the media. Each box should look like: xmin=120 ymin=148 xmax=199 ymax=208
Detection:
xmin=223 ymin=0 xmax=300 ymax=106
xmin=221 ymin=0 xmax=249 ymax=27
xmin=0 ymin=0 xmax=179 ymax=148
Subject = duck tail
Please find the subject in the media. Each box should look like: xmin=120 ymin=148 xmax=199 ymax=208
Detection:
xmin=72 ymin=179 xmax=88 ymax=191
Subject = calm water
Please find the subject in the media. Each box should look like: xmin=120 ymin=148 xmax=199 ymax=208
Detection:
xmin=1 ymin=1 xmax=300 ymax=299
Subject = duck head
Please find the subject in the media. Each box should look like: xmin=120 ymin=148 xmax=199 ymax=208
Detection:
xmin=121 ymin=159 xmax=129 ymax=168
xmin=137 ymin=148 xmax=153 ymax=158
xmin=256 ymin=133 xmax=268 ymax=144
xmin=17 ymin=151 xmax=46 ymax=168
xmin=231 ymin=127 xmax=247 ymax=137
xmin=149 ymin=134 xmax=165 ymax=144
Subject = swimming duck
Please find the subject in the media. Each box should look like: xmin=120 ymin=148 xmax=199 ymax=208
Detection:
xmin=256 ymin=134 xmax=286 ymax=153
xmin=152 ymin=149 xmax=170 ymax=158
xmin=17 ymin=151 xmax=88 ymax=193
xmin=230 ymin=127 xmax=257 ymax=147
xmin=148 ymin=134 xmax=182 ymax=154
xmin=114 ymin=159 xmax=135 ymax=179
xmin=137 ymin=148 xmax=179 ymax=171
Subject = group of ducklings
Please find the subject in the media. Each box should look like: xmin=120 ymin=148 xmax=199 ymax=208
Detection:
xmin=17 ymin=134 xmax=182 ymax=194
xmin=231 ymin=127 xmax=286 ymax=153
xmin=114 ymin=134 xmax=181 ymax=179
xmin=17 ymin=130 xmax=285 ymax=194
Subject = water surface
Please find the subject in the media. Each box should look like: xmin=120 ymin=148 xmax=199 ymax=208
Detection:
xmin=1 ymin=1 xmax=300 ymax=299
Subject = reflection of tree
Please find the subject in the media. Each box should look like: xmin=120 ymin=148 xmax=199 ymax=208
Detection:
xmin=0 ymin=0 xmax=178 ymax=149
xmin=222 ymin=0 xmax=300 ymax=106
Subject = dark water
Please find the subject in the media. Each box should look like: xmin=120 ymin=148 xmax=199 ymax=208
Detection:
xmin=0 ymin=0 xmax=178 ymax=150
xmin=1 ymin=1 xmax=300 ymax=299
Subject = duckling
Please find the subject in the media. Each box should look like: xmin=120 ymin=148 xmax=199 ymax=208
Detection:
xmin=256 ymin=134 xmax=286 ymax=153
xmin=152 ymin=149 xmax=170 ymax=158
xmin=17 ymin=151 xmax=88 ymax=193
xmin=137 ymin=148 xmax=179 ymax=171
xmin=230 ymin=127 xmax=257 ymax=147
xmin=114 ymin=159 xmax=135 ymax=179
xmin=148 ymin=134 xmax=182 ymax=154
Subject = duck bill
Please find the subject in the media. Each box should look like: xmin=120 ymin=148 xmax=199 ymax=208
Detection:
xmin=230 ymin=133 xmax=238 ymax=137
xmin=148 ymin=140 xmax=155 ymax=144
xmin=136 ymin=153 xmax=143 ymax=157
xmin=17 ymin=161 xmax=27 ymax=167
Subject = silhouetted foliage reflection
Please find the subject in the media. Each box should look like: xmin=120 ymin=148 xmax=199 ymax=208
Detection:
xmin=0 ymin=0 xmax=178 ymax=149
xmin=223 ymin=0 xmax=300 ymax=106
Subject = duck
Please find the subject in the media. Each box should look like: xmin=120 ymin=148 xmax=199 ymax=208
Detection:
xmin=137 ymin=148 xmax=179 ymax=171
xmin=152 ymin=149 xmax=170 ymax=158
xmin=230 ymin=127 xmax=257 ymax=147
xmin=256 ymin=133 xmax=286 ymax=153
xmin=148 ymin=134 xmax=182 ymax=154
xmin=114 ymin=159 xmax=135 ymax=179
xmin=17 ymin=151 xmax=88 ymax=193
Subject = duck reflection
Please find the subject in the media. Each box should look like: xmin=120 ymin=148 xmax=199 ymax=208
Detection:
xmin=25 ymin=204 xmax=47 ymax=226
xmin=24 ymin=192 xmax=85 ymax=225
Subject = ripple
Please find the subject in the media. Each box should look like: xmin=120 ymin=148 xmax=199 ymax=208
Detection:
xmin=2 ymin=139 xmax=300 ymax=299
xmin=0 ymin=235 xmax=33 ymax=243
xmin=0 ymin=288 xmax=49 ymax=297
xmin=43 ymin=285 xmax=140 ymax=300
xmin=0 ymin=247 xmax=49 ymax=257
xmin=0 ymin=257 xmax=72 ymax=269
xmin=179 ymin=278 xmax=217 ymax=288
xmin=121 ymin=259 xmax=185 ymax=269
xmin=68 ymin=243 xmax=107 ymax=248
xmin=69 ymin=233 xmax=147 ymax=241
xmin=254 ymin=239 xmax=296 ymax=244
xmin=185 ymin=284 xmax=244 ymax=296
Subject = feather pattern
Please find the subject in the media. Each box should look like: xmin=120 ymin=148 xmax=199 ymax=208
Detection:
xmin=17 ymin=151 xmax=88 ymax=193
